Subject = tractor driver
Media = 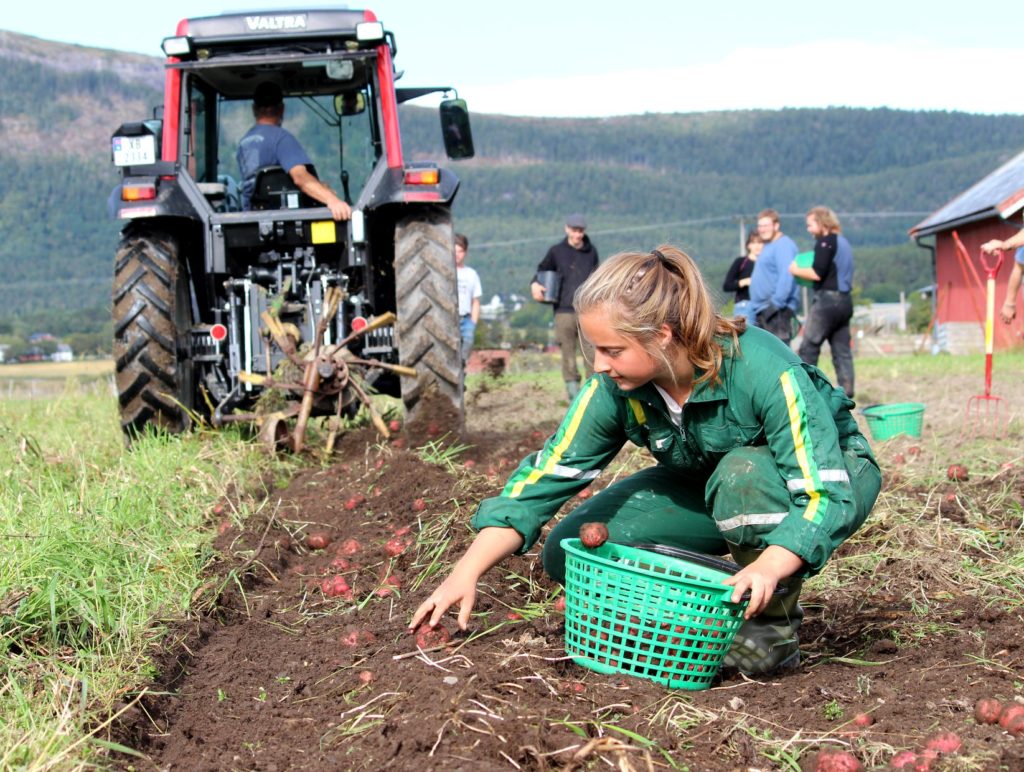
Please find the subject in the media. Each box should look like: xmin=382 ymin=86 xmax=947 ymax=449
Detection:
xmin=237 ymin=82 xmax=352 ymax=221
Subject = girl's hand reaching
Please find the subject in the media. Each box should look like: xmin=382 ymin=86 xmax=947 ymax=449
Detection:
xmin=721 ymin=545 xmax=803 ymax=618
xmin=409 ymin=570 xmax=479 ymax=632
xmin=406 ymin=526 xmax=524 ymax=633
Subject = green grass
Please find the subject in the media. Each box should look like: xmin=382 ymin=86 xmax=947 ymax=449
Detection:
xmin=0 ymin=380 xmax=288 ymax=768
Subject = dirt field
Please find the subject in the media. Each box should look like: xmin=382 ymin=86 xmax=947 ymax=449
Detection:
xmin=106 ymin=362 xmax=1024 ymax=771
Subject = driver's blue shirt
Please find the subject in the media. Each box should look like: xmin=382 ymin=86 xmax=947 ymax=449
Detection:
xmin=237 ymin=124 xmax=312 ymax=209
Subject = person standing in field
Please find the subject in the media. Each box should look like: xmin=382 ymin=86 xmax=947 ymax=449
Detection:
xmin=454 ymin=233 xmax=482 ymax=367
xmin=723 ymin=231 xmax=763 ymax=325
xmin=749 ymin=209 xmax=799 ymax=344
xmin=789 ymin=206 xmax=855 ymax=398
xmin=412 ymin=245 xmax=881 ymax=677
xmin=530 ymin=213 xmax=600 ymax=400
xmin=982 ymin=231 xmax=1024 ymax=324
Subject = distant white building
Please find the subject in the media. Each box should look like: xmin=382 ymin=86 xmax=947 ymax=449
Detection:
xmin=0 ymin=344 xmax=8 ymax=364
xmin=52 ymin=343 xmax=73 ymax=362
xmin=853 ymin=302 xmax=909 ymax=333
xmin=480 ymin=293 xmax=526 ymax=321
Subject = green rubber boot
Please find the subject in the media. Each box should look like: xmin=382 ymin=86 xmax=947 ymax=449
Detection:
xmin=723 ymin=546 xmax=804 ymax=676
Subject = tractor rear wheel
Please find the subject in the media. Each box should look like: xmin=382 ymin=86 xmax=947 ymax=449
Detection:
xmin=394 ymin=208 xmax=463 ymax=427
xmin=112 ymin=228 xmax=194 ymax=438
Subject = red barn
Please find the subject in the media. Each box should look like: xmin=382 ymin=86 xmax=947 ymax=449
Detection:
xmin=910 ymin=149 xmax=1024 ymax=351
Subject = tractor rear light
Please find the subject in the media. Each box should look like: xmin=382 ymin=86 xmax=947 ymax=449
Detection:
xmin=161 ymin=36 xmax=193 ymax=57
xmin=404 ymin=168 xmax=439 ymax=185
xmin=210 ymin=324 xmax=228 ymax=342
xmin=355 ymin=22 xmax=384 ymax=43
xmin=122 ymin=184 xmax=157 ymax=201
xmin=351 ymin=316 xmax=368 ymax=332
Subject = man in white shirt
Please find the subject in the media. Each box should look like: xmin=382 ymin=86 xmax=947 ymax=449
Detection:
xmin=455 ymin=233 xmax=482 ymax=366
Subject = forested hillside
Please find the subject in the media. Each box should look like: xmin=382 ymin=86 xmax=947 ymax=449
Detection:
xmin=2 ymin=28 xmax=1024 ymax=344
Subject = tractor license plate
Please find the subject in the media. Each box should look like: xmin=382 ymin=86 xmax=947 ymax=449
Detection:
xmin=112 ymin=135 xmax=156 ymax=166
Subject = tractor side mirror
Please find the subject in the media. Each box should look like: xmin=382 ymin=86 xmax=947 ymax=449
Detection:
xmin=439 ymin=98 xmax=474 ymax=160
xmin=334 ymin=92 xmax=367 ymax=117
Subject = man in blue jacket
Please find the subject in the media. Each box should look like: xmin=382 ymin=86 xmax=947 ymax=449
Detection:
xmin=749 ymin=209 xmax=799 ymax=344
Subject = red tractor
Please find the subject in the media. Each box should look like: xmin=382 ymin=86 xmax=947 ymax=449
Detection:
xmin=110 ymin=9 xmax=473 ymax=447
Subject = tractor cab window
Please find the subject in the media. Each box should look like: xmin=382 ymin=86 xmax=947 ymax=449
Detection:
xmin=185 ymin=80 xmax=218 ymax=184
xmin=337 ymin=87 xmax=377 ymax=201
xmin=209 ymin=88 xmax=378 ymax=212
xmin=178 ymin=55 xmax=383 ymax=214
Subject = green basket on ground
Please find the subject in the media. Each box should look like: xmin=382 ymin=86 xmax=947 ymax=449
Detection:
xmin=861 ymin=402 xmax=925 ymax=441
xmin=561 ymin=538 xmax=749 ymax=690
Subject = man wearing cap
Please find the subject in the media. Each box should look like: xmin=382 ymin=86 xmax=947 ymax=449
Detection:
xmin=236 ymin=82 xmax=351 ymax=221
xmin=530 ymin=214 xmax=600 ymax=400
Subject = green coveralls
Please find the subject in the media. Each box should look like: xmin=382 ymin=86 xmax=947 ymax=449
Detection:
xmin=472 ymin=326 xmax=881 ymax=674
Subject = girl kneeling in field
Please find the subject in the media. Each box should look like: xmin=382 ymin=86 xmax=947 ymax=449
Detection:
xmin=410 ymin=246 xmax=881 ymax=675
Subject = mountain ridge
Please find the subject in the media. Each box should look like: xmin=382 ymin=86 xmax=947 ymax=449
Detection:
xmin=1 ymin=29 xmax=1022 ymax=327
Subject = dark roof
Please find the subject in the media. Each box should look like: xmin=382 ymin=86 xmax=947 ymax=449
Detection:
xmin=910 ymin=148 xmax=1024 ymax=238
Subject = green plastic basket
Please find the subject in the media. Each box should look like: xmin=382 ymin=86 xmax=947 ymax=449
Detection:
xmin=861 ymin=402 xmax=925 ymax=441
xmin=561 ymin=538 xmax=749 ymax=690
xmin=794 ymin=250 xmax=815 ymax=287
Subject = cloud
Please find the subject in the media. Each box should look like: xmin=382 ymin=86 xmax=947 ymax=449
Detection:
xmin=459 ymin=41 xmax=1023 ymax=117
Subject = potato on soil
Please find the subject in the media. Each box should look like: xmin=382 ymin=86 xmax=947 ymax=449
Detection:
xmin=337 ymin=538 xmax=362 ymax=556
xmin=388 ymin=419 xmax=402 ymax=433
xmin=975 ymin=697 xmax=1002 ymax=724
xmin=340 ymin=629 xmax=376 ymax=647
xmin=553 ymin=596 xmax=567 ymax=613
xmin=811 ymin=750 xmax=863 ymax=771
xmin=375 ymin=574 xmax=401 ymax=596
xmin=412 ymin=498 xmax=427 ymax=512
xmin=850 ymin=712 xmax=874 ymax=728
xmin=946 ymin=464 xmax=969 ymax=482
xmin=923 ymin=731 xmax=961 ymax=754
xmin=357 ymin=670 xmax=375 ymax=685
xmin=383 ymin=535 xmax=413 ymax=557
xmin=344 ymin=493 xmax=367 ymax=510
xmin=999 ymin=703 xmax=1024 ymax=730
xmin=306 ymin=532 xmax=332 ymax=550
xmin=579 ymin=522 xmax=609 ymax=548
xmin=320 ymin=575 xmax=353 ymax=599
xmin=413 ymin=623 xmax=451 ymax=649
xmin=889 ymin=751 xmax=918 ymax=769
xmin=1005 ymin=713 xmax=1024 ymax=737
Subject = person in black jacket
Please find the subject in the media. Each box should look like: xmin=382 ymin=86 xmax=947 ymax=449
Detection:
xmin=530 ymin=214 xmax=600 ymax=399
xmin=722 ymin=231 xmax=763 ymax=324
xmin=789 ymin=206 xmax=855 ymax=397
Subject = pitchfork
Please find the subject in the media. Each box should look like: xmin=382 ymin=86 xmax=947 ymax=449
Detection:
xmin=953 ymin=232 xmax=1007 ymax=437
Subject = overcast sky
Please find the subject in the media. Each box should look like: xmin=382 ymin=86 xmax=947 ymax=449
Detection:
xmin=3 ymin=1 xmax=1021 ymax=117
